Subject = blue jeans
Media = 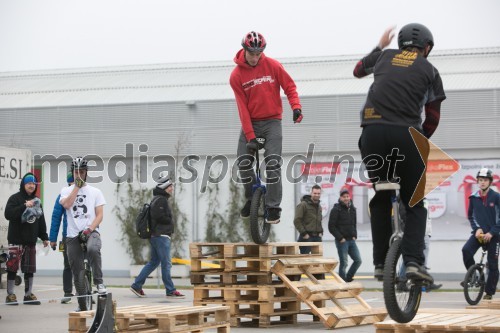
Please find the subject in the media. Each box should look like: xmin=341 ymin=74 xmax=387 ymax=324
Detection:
xmin=131 ymin=236 xmax=176 ymax=294
xmin=335 ymin=239 xmax=362 ymax=282
xmin=462 ymin=234 xmax=499 ymax=296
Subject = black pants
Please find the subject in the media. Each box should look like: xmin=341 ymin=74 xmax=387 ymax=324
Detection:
xmin=359 ymin=125 xmax=428 ymax=266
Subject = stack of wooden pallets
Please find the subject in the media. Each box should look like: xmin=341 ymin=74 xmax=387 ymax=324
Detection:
xmin=190 ymin=242 xmax=322 ymax=328
xmin=68 ymin=304 xmax=230 ymax=333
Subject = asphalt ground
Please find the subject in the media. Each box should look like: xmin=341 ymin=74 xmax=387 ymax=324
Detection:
xmin=0 ymin=276 xmax=479 ymax=333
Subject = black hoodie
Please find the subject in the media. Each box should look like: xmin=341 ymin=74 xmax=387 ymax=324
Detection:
xmin=150 ymin=187 xmax=174 ymax=237
xmin=4 ymin=173 xmax=49 ymax=245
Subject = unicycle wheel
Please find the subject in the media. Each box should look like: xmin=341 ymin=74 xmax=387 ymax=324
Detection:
xmin=383 ymin=238 xmax=422 ymax=323
xmin=249 ymin=187 xmax=270 ymax=244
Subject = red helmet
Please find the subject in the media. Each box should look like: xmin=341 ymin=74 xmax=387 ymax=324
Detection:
xmin=241 ymin=31 xmax=266 ymax=52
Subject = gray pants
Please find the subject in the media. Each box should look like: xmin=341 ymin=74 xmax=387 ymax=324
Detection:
xmin=236 ymin=119 xmax=283 ymax=209
xmin=66 ymin=232 xmax=104 ymax=286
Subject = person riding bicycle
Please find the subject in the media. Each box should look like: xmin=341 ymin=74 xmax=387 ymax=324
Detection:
xmin=461 ymin=168 xmax=500 ymax=300
xmin=354 ymin=24 xmax=446 ymax=283
xmin=230 ymin=31 xmax=303 ymax=224
xmin=60 ymin=157 xmax=107 ymax=310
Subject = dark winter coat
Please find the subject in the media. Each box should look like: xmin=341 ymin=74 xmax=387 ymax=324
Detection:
xmin=150 ymin=187 xmax=174 ymax=237
xmin=328 ymin=200 xmax=357 ymax=241
xmin=294 ymin=195 xmax=323 ymax=236
xmin=4 ymin=173 xmax=49 ymax=245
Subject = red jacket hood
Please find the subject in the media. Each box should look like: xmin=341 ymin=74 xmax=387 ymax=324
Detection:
xmin=234 ymin=49 xmax=267 ymax=67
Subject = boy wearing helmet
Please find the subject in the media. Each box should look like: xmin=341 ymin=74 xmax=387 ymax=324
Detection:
xmin=462 ymin=168 xmax=500 ymax=299
xmin=60 ymin=157 xmax=107 ymax=310
xmin=354 ymin=24 xmax=446 ymax=283
xmin=130 ymin=175 xmax=185 ymax=298
xmin=230 ymin=31 xmax=303 ymax=224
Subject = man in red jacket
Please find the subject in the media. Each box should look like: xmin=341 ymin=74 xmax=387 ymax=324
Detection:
xmin=230 ymin=31 xmax=303 ymax=224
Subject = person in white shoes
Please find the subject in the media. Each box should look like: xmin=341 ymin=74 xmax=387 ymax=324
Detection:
xmin=60 ymin=157 xmax=107 ymax=310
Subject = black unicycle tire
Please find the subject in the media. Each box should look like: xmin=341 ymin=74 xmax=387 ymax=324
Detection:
xmin=383 ymin=238 xmax=422 ymax=323
xmin=76 ymin=269 xmax=93 ymax=311
xmin=463 ymin=265 xmax=485 ymax=305
xmin=249 ymin=187 xmax=270 ymax=244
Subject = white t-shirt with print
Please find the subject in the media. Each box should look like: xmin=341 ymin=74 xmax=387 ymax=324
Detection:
xmin=60 ymin=184 xmax=106 ymax=237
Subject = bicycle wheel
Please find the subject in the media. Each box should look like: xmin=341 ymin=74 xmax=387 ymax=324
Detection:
xmin=383 ymin=238 xmax=422 ymax=323
xmin=76 ymin=269 xmax=93 ymax=311
xmin=463 ymin=265 xmax=485 ymax=305
xmin=249 ymin=187 xmax=270 ymax=244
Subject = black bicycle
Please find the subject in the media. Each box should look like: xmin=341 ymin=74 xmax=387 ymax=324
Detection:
xmin=376 ymin=181 xmax=428 ymax=323
xmin=463 ymin=247 xmax=487 ymax=305
xmin=248 ymin=138 xmax=271 ymax=244
xmin=75 ymin=237 xmax=93 ymax=311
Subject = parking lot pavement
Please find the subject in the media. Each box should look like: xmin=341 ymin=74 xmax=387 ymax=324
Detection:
xmin=0 ymin=278 xmax=471 ymax=333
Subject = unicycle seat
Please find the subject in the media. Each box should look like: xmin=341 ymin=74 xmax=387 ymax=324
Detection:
xmin=374 ymin=181 xmax=400 ymax=191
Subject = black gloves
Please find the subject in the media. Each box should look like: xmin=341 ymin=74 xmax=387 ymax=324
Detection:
xmin=246 ymin=138 xmax=264 ymax=155
xmin=293 ymin=109 xmax=303 ymax=123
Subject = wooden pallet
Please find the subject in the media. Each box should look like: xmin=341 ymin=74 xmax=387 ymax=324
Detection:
xmin=190 ymin=269 xmax=275 ymax=285
xmin=271 ymin=257 xmax=387 ymax=329
xmin=189 ymin=242 xmax=322 ymax=260
xmin=374 ymin=308 xmax=500 ymax=332
xmin=193 ymin=283 xmax=293 ymax=302
xmin=467 ymin=298 xmax=500 ymax=310
xmin=68 ymin=304 xmax=230 ymax=333
xmin=194 ymin=299 xmax=301 ymax=328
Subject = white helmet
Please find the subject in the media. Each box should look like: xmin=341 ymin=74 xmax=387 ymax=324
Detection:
xmin=157 ymin=175 xmax=173 ymax=189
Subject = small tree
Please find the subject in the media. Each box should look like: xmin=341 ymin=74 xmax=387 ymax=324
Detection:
xmin=113 ymin=172 xmax=152 ymax=265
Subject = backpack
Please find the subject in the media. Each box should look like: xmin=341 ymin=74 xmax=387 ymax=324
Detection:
xmin=136 ymin=197 xmax=158 ymax=239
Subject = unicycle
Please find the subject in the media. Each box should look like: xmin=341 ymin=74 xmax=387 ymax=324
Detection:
xmin=376 ymin=181 xmax=424 ymax=323
xmin=75 ymin=238 xmax=93 ymax=311
xmin=463 ymin=248 xmax=487 ymax=305
xmin=248 ymin=138 xmax=271 ymax=244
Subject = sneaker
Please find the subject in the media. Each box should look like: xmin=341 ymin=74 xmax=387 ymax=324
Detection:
xmin=484 ymin=294 xmax=493 ymax=300
xmin=166 ymin=290 xmax=185 ymax=298
xmin=240 ymin=200 xmax=251 ymax=218
xmin=5 ymin=294 xmax=18 ymax=305
xmin=374 ymin=264 xmax=384 ymax=281
xmin=74 ymin=306 xmax=87 ymax=312
xmin=23 ymin=293 xmax=41 ymax=305
xmin=460 ymin=281 xmax=465 ymax=288
xmin=266 ymin=208 xmax=281 ymax=224
xmin=61 ymin=293 xmax=74 ymax=304
xmin=130 ymin=286 xmax=146 ymax=298
xmin=405 ymin=262 xmax=434 ymax=283
xmin=97 ymin=284 xmax=107 ymax=294
xmin=428 ymin=283 xmax=442 ymax=291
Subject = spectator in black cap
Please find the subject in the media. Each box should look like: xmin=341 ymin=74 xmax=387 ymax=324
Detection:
xmin=328 ymin=188 xmax=362 ymax=282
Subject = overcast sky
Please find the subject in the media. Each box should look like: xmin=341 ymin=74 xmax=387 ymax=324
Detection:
xmin=0 ymin=0 xmax=499 ymax=72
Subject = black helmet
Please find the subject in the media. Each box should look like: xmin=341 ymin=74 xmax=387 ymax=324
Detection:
xmin=398 ymin=23 xmax=434 ymax=55
xmin=71 ymin=156 xmax=88 ymax=170
xmin=477 ymin=168 xmax=493 ymax=181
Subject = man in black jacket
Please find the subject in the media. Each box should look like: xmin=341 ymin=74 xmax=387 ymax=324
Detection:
xmin=130 ymin=176 xmax=185 ymax=298
xmin=4 ymin=173 xmax=49 ymax=305
xmin=329 ymin=189 xmax=362 ymax=282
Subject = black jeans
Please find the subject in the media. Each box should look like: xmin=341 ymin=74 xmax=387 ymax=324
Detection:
xmin=359 ymin=124 xmax=429 ymax=266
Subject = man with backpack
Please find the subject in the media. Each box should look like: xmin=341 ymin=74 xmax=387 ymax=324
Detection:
xmin=130 ymin=176 xmax=185 ymax=298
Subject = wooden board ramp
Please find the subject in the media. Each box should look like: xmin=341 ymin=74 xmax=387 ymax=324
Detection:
xmin=271 ymin=257 xmax=387 ymax=329
xmin=374 ymin=308 xmax=500 ymax=332
xmin=68 ymin=304 xmax=230 ymax=333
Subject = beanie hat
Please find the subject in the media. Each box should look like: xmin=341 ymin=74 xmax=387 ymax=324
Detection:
xmin=22 ymin=173 xmax=38 ymax=185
